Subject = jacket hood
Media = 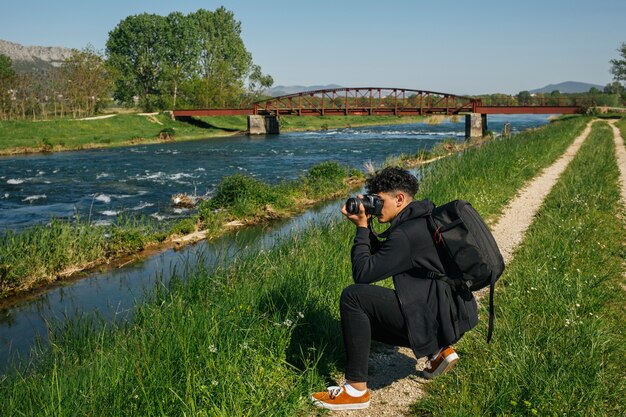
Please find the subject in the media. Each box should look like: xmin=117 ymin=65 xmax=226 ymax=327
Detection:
xmin=392 ymin=199 xmax=434 ymax=225
xmin=378 ymin=199 xmax=434 ymax=238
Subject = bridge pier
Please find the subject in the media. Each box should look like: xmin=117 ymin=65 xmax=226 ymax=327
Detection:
xmin=465 ymin=113 xmax=487 ymax=139
xmin=247 ymin=115 xmax=280 ymax=135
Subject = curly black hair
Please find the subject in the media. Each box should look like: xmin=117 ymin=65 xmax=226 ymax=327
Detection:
xmin=365 ymin=166 xmax=419 ymax=196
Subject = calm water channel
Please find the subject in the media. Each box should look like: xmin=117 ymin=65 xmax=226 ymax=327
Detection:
xmin=0 ymin=115 xmax=551 ymax=372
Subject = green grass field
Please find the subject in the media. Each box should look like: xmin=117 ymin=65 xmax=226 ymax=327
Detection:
xmin=0 ymin=114 xmax=228 ymax=153
xmin=4 ymin=116 xmax=619 ymax=416
xmin=0 ymin=114 xmax=437 ymax=154
xmin=413 ymin=121 xmax=626 ymax=416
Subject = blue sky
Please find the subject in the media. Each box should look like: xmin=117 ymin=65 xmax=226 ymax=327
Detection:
xmin=2 ymin=0 xmax=625 ymax=94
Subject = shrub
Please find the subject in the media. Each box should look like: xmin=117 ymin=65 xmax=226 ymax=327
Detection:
xmin=205 ymin=174 xmax=279 ymax=217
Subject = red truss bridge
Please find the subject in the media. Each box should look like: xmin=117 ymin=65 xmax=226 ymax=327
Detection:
xmin=172 ymin=87 xmax=584 ymax=136
xmin=174 ymin=87 xmax=583 ymax=117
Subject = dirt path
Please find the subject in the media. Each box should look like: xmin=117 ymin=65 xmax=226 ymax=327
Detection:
xmin=607 ymin=121 xmax=626 ymax=294
xmin=330 ymin=120 xmax=597 ymax=417
xmin=608 ymin=121 xmax=626 ymax=208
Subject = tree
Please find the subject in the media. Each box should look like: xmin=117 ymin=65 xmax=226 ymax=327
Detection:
xmin=162 ymin=12 xmax=200 ymax=109
xmin=0 ymin=54 xmax=17 ymax=120
xmin=58 ymin=47 xmax=112 ymax=117
xmin=516 ymin=90 xmax=531 ymax=105
xmin=190 ymin=7 xmax=253 ymax=107
xmin=610 ymin=42 xmax=626 ymax=86
xmin=246 ymin=64 xmax=273 ymax=104
xmin=604 ymin=81 xmax=625 ymax=95
xmin=106 ymin=13 xmax=168 ymax=110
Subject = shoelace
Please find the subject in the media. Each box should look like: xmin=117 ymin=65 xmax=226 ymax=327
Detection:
xmin=326 ymin=386 xmax=343 ymax=399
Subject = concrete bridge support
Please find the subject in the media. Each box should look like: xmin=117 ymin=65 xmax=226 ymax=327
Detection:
xmin=248 ymin=115 xmax=280 ymax=135
xmin=465 ymin=113 xmax=487 ymax=139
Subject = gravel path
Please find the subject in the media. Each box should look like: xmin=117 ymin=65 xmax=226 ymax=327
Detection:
xmin=326 ymin=120 xmax=597 ymax=417
xmin=608 ymin=121 xmax=626 ymax=208
xmin=607 ymin=121 xmax=626 ymax=295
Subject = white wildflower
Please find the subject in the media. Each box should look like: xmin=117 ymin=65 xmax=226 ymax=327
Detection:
xmin=297 ymin=312 xmax=304 ymax=319
xmin=283 ymin=319 xmax=293 ymax=327
xmin=208 ymin=344 xmax=217 ymax=353
xmin=212 ymin=380 xmax=219 ymax=386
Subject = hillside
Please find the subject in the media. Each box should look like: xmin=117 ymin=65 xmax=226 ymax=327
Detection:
xmin=0 ymin=39 xmax=73 ymax=73
xmin=267 ymin=84 xmax=345 ymax=96
xmin=530 ymin=81 xmax=604 ymax=94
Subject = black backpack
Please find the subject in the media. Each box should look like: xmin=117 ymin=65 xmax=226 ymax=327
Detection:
xmin=425 ymin=200 xmax=505 ymax=342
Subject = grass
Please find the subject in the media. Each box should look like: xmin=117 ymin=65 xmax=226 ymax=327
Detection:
xmin=0 ymin=162 xmax=363 ymax=299
xmin=0 ymin=114 xmax=246 ymax=154
xmin=278 ymin=115 xmax=431 ymax=131
xmin=0 ymin=116 xmax=602 ymax=416
xmin=0 ymin=113 xmax=440 ymax=155
xmin=412 ymin=122 xmax=626 ymax=416
xmin=617 ymin=115 xmax=626 ymax=143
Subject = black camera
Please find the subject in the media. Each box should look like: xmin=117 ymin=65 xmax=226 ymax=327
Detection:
xmin=345 ymin=194 xmax=384 ymax=216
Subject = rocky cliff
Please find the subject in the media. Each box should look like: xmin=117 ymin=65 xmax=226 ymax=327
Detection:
xmin=0 ymin=39 xmax=74 ymax=72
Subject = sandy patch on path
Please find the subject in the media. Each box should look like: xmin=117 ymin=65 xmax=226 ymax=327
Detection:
xmin=327 ymin=120 xmax=596 ymax=417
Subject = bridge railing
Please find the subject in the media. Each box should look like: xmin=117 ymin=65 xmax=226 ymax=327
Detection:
xmin=253 ymin=87 xmax=479 ymax=116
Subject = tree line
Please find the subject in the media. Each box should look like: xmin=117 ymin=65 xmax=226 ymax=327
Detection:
xmin=0 ymin=7 xmax=273 ymax=120
xmin=1 ymin=29 xmax=625 ymax=121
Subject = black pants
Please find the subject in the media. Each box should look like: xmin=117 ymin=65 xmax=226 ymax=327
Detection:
xmin=340 ymin=284 xmax=412 ymax=382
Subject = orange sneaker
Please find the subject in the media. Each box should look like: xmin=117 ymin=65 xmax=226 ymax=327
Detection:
xmin=422 ymin=346 xmax=459 ymax=379
xmin=311 ymin=385 xmax=371 ymax=410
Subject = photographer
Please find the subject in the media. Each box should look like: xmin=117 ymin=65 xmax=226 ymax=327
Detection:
xmin=311 ymin=167 xmax=478 ymax=411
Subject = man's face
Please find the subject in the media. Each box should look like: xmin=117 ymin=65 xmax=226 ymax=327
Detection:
xmin=376 ymin=191 xmax=403 ymax=223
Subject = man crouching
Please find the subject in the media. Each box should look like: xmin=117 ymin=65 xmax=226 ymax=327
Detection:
xmin=311 ymin=166 xmax=478 ymax=411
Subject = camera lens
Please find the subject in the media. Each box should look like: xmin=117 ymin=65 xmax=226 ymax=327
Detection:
xmin=345 ymin=197 xmax=360 ymax=215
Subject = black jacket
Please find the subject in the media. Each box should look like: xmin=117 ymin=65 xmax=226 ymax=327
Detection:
xmin=351 ymin=199 xmax=478 ymax=357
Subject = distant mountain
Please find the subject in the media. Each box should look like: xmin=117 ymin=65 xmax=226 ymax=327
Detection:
xmin=0 ymin=39 xmax=74 ymax=73
xmin=529 ymin=81 xmax=604 ymax=94
xmin=267 ymin=84 xmax=345 ymax=96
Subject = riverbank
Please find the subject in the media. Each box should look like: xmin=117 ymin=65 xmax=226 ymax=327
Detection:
xmin=0 ymin=113 xmax=434 ymax=155
xmin=0 ymin=161 xmax=364 ymax=301
xmin=0 ymin=127 xmax=480 ymax=303
xmin=1 ymin=116 xmax=603 ymax=415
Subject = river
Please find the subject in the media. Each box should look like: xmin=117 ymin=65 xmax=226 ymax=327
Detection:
xmin=0 ymin=115 xmax=551 ymax=372
xmin=1 ymin=116 xmax=548 ymax=231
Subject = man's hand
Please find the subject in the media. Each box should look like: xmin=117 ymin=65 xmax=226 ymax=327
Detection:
xmin=341 ymin=194 xmax=370 ymax=228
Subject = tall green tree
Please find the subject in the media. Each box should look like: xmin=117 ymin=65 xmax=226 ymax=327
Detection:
xmin=610 ymin=42 xmax=626 ymax=86
xmin=106 ymin=13 xmax=168 ymax=111
xmin=190 ymin=7 xmax=253 ymax=107
xmin=162 ymin=12 xmax=200 ymax=109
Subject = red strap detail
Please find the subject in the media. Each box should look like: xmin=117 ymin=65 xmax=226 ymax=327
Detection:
xmin=434 ymin=226 xmax=443 ymax=244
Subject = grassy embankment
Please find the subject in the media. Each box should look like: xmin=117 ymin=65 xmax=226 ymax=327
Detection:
xmin=0 ymin=118 xmax=478 ymax=300
xmin=0 ymin=113 xmax=438 ymax=155
xmin=413 ymin=122 xmax=626 ymax=416
xmin=617 ymin=116 xmax=626 ymax=142
xmin=0 ymin=114 xmax=222 ymax=154
xmin=0 ymin=117 xmax=596 ymax=415
xmin=195 ymin=115 xmax=439 ymax=133
xmin=0 ymin=161 xmax=364 ymax=299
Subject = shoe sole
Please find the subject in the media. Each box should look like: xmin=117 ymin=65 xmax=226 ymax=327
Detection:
xmin=311 ymin=396 xmax=370 ymax=410
xmin=422 ymin=352 xmax=459 ymax=379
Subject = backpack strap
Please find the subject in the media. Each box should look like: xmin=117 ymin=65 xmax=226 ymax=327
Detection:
xmin=487 ymin=273 xmax=496 ymax=343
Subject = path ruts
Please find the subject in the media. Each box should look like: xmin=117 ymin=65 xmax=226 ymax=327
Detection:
xmin=333 ymin=120 xmax=597 ymax=417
